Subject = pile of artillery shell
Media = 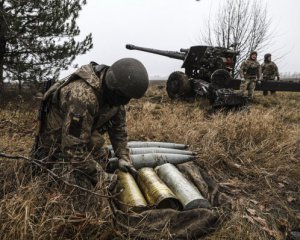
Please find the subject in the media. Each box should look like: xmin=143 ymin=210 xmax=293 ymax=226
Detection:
xmin=116 ymin=164 xmax=211 ymax=211
xmin=114 ymin=141 xmax=210 ymax=211
xmin=108 ymin=141 xmax=196 ymax=170
xmin=109 ymin=141 xmax=195 ymax=169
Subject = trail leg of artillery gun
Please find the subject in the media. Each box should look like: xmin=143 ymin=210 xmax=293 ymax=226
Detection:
xmin=255 ymin=80 xmax=300 ymax=92
xmin=225 ymin=79 xmax=300 ymax=92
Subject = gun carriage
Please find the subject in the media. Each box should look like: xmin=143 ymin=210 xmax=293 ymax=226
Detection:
xmin=126 ymin=44 xmax=300 ymax=108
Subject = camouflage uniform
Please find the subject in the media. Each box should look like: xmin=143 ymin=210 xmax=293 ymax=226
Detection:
xmin=261 ymin=60 xmax=279 ymax=95
xmin=35 ymin=63 xmax=130 ymax=187
xmin=239 ymin=57 xmax=261 ymax=98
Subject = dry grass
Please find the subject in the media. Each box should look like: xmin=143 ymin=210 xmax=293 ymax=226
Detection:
xmin=0 ymin=86 xmax=299 ymax=239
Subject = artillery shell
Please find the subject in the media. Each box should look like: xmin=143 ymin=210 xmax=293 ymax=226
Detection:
xmin=117 ymin=171 xmax=147 ymax=212
xmin=108 ymin=153 xmax=195 ymax=170
xmin=110 ymin=147 xmax=195 ymax=157
xmin=108 ymin=141 xmax=187 ymax=150
xmin=137 ymin=168 xmax=182 ymax=210
xmin=127 ymin=141 xmax=187 ymax=149
xmin=156 ymin=163 xmax=211 ymax=210
xmin=131 ymin=153 xmax=195 ymax=169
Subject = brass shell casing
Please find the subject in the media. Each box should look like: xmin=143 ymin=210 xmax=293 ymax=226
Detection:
xmin=137 ymin=168 xmax=182 ymax=210
xmin=117 ymin=171 xmax=147 ymax=212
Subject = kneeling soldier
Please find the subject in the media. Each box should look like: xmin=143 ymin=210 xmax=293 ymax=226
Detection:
xmin=32 ymin=58 xmax=149 ymax=188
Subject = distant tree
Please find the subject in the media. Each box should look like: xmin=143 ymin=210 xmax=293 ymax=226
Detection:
xmin=0 ymin=0 xmax=93 ymax=90
xmin=200 ymin=0 xmax=271 ymax=77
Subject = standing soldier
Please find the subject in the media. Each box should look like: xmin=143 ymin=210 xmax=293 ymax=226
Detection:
xmin=239 ymin=51 xmax=261 ymax=99
xmin=261 ymin=53 xmax=280 ymax=95
xmin=32 ymin=58 xmax=149 ymax=189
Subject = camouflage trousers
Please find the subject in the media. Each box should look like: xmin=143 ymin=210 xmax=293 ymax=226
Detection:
xmin=262 ymin=78 xmax=276 ymax=96
xmin=240 ymin=78 xmax=256 ymax=98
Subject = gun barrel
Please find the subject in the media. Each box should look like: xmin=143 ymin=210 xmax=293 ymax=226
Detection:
xmin=180 ymin=48 xmax=189 ymax=53
xmin=126 ymin=44 xmax=186 ymax=60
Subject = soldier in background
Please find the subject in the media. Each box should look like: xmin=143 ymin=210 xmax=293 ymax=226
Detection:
xmin=32 ymin=58 xmax=149 ymax=189
xmin=261 ymin=53 xmax=280 ymax=95
xmin=239 ymin=51 xmax=261 ymax=99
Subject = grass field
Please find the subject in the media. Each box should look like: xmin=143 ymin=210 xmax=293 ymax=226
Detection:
xmin=0 ymin=86 xmax=299 ymax=239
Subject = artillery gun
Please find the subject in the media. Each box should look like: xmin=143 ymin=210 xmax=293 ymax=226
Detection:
xmin=126 ymin=44 xmax=300 ymax=108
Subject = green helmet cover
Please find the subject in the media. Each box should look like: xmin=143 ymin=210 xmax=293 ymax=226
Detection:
xmin=105 ymin=58 xmax=149 ymax=99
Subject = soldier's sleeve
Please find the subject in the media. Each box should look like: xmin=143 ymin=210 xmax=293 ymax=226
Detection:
xmin=60 ymin=83 xmax=99 ymax=162
xmin=108 ymin=106 xmax=130 ymax=162
xmin=257 ymin=63 xmax=262 ymax=80
xmin=261 ymin=63 xmax=265 ymax=72
xmin=274 ymin=63 xmax=279 ymax=77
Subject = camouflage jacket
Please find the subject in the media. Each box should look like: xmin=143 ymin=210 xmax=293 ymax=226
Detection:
xmin=261 ymin=61 xmax=279 ymax=80
xmin=38 ymin=63 xmax=130 ymax=162
xmin=240 ymin=59 xmax=261 ymax=80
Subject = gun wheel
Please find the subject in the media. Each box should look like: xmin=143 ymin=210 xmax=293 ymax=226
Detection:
xmin=210 ymin=69 xmax=232 ymax=89
xmin=166 ymin=71 xmax=192 ymax=99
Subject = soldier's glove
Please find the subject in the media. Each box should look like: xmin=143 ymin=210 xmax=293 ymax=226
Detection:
xmin=118 ymin=159 xmax=138 ymax=178
xmin=257 ymin=80 xmax=262 ymax=85
xmin=241 ymin=77 xmax=245 ymax=81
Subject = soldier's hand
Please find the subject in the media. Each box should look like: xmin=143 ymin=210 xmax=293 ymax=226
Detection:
xmin=241 ymin=77 xmax=245 ymax=81
xmin=257 ymin=80 xmax=262 ymax=85
xmin=118 ymin=159 xmax=138 ymax=177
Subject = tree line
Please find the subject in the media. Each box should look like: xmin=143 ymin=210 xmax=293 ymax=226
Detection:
xmin=0 ymin=0 xmax=93 ymax=91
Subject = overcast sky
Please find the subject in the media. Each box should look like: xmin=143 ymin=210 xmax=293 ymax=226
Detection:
xmin=62 ymin=0 xmax=300 ymax=78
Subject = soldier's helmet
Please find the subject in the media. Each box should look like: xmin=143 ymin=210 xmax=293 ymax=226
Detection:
xmin=264 ymin=53 xmax=271 ymax=61
xmin=250 ymin=51 xmax=257 ymax=56
xmin=105 ymin=58 xmax=149 ymax=99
